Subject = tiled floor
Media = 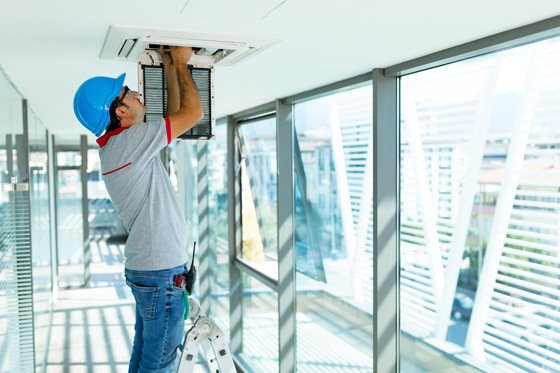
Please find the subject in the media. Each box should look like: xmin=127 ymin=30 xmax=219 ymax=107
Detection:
xmin=44 ymin=238 xmax=210 ymax=373
xmin=42 ymin=237 xmax=477 ymax=373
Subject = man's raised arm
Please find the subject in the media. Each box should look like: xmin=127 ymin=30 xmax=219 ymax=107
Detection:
xmin=158 ymin=46 xmax=180 ymax=117
xmin=166 ymin=46 xmax=204 ymax=140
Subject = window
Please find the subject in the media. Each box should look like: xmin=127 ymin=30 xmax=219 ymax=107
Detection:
xmin=294 ymin=85 xmax=373 ymax=372
xmin=400 ymin=35 xmax=560 ymax=372
xmin=239 ymin=117 xmax=278 ymax=277
xmin=207 ymin=124 xmax=230 ymax=330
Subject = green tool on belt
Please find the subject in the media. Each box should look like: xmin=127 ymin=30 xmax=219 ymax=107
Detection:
xmin=183 ymin=290 xmax=190 ymax=320
xmin=183 ymin=242 xmax=197 ymax=320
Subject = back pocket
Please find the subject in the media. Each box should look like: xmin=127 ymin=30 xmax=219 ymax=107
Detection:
xmin=126 ymin=280 xmax=159 ymax=320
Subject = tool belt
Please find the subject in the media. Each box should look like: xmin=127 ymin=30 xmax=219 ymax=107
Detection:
xmin=174 ymin=269 xmax=196 ymax=295
xmin=173 ymin=242 xmax=198 ymax=320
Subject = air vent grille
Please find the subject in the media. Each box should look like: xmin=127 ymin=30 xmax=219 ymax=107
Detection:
xmin=140 ymin=64 xmax=214 ymax=140
xmin=100 ymin=26 xmax=279 ymax=67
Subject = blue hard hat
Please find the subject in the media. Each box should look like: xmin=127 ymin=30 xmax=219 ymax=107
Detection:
xmin=73 ymin=73 xmax=126 ymax=136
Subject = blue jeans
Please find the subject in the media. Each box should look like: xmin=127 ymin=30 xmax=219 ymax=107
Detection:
xmin=125 ymin=264 xmax=187 ymax=373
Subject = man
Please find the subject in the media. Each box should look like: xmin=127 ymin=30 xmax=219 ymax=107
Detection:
xmin=73 ymin=46 xmax=203 ymax=372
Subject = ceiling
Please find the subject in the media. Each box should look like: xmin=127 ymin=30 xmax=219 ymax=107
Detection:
xmin=2 ymin=0 xmax=560 ymax=142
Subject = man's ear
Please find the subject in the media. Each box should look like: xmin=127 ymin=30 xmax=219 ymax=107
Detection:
xmin=115 ymin=106 xmax=129 ymax=119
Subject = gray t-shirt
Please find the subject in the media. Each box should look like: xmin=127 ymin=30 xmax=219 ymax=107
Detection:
xmin=97 ymin=118 xmax=188 ymax=270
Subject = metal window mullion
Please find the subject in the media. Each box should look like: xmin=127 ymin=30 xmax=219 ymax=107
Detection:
xmin=41 ymin=130 xmax=58 ymax=373
xmin=49 ymin=134 xmax=59 ymax=299
xmin=197 ymin=141 xmax=210 ymax=311
xmin=276 ymin=99 xmax=296 ymax=373
xmin=230 ymin=101 xmax=276 ymax=122
xmin=227 ymin=115 xmax=243 ymax=355
xmin=80 ymin=135 xmax=90 ymax=287
xmin=6 ymin=134 xmax=13 ymax=177
xmin=372 ymin=69 xmax=399 ymax=373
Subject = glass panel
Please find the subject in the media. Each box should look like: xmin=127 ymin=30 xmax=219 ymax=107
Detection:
xmin=177 ymin=141 xmax=199 ymax=246
xmin=57 ymin=151 xmax=81 ymax=167
xmin=294 ymin=86 xmax=374 ymax=372
xmin=239 ymin=117 xmax=278 ymax=278
xmin=242 ymin=272 xmax=279 ymax=372
xmin=294 ymin=139 xmax=326 ymax=282
xmin=400 ymin=36 xmax=560 ymax=372
xmin=0 ymin=69 xmax=24 ymax=372
xmin=28 ymin=110 xmax=52 ymax=367
xmin=57 ymin=167 xmax=84 ymax=287
xmin=0 ymin=135 xmax=12 ymax=372
xmin=208 ymin=124 xmax=229 ymax=330
xmin=87 ymin=149 xmax=125 ymax=238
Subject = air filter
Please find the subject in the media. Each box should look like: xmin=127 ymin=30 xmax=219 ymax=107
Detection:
xmin=138 ymin=56 xmax=214 ymax=140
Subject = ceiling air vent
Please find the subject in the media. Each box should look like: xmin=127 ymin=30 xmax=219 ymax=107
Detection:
xmin=100 ymin=25 xmax=279 ymax=66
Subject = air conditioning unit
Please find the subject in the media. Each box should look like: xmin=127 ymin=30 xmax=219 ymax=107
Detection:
xmin=101 ymin=25 xmax=278 ymax=65
xmin=100 ymin=25 xmax=279 ymax=140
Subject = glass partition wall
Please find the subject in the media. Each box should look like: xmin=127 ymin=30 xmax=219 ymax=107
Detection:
xmin=28 ymin=109 xmax=52 ymax=372
xmin=0 ymin=68 xmax=35 ymax=372
xmin=0 ymin=67 xmax=54 ymax=372
xmin=293 ymin=86 xmax=374 ymax=372
xmin=207 ymin=123 xmax=230 ymax=330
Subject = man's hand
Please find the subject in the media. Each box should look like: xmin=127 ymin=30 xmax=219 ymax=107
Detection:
xmin=159 ymin=46 xmax=180 ymax=116
xmin=169 ymin=46 xmax=193 ymax=67
xmin=158 ymin=46 xmax=176 ymax=73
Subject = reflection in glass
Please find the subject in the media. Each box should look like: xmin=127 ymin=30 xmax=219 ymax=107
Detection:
xmin=208 ymin=124 xmax=230 ymax=330
xmin=174 ymin=141 xmax=199 ymax=249
xmin=87 ymin=149 xmax=124 ymax=238
xmin=28 ymin=111 xmax=52 ymax=367
xmin=294 ymin=138 xmax=326 ymax=282
xmin=242 ymin=272 xmax=279 ymax=372
xmin=294 ymin=85 xmax=374 ymax=372
xmin=400 ymin=36 xmax=560 ymax=372
xmin=239 ymin=118 xmax=278 ymax=277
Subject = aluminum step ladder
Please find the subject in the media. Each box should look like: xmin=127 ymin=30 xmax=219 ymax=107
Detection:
xmin=175 ymin=298 xmax=237 ymax=373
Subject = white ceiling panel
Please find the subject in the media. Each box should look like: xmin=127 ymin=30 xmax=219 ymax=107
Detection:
xmin=180 ymin=0 xmax=288 ymax=20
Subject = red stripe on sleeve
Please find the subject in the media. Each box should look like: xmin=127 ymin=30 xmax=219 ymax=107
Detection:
xmin=102 ymin=162 xmax=131 ymax=176
xmin=165 ymin=117 xmax=171 ymax=144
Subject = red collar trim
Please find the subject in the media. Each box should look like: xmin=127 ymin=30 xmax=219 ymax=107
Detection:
xmin=97 ymin=127 xmax=128 ymax=148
